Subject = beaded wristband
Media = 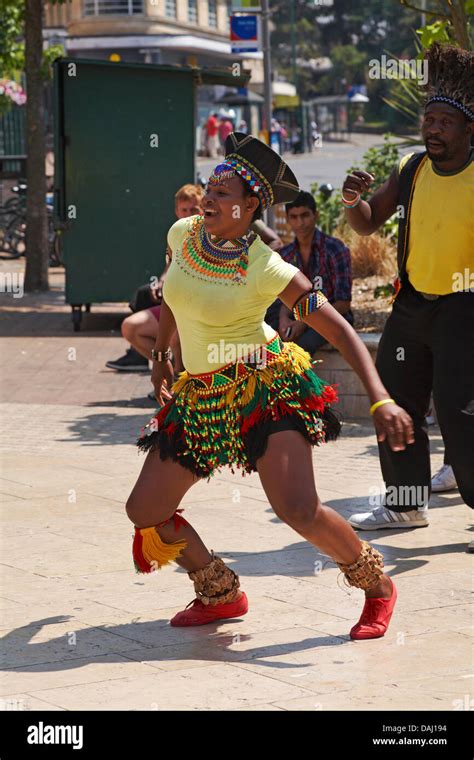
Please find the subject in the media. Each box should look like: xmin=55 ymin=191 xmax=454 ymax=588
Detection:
xmin=341 ymin=190 xmax=361 ymax=208
xmin=370 ymin=398 xmax=395 ymax=415
xmin=292 ymin=290 xmax=328 ymax=321
xmin=151 ymin=347 xmax=172 ymax=362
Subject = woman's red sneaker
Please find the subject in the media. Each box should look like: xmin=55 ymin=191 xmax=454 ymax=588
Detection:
xmin=350 ymin=577 xmax=397 ymax=640
xmin=170 ymin=591 xmax=249 ymax=627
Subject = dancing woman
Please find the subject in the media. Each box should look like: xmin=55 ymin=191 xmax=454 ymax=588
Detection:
xmin=126 ymin=133 xmax=414 ymax=639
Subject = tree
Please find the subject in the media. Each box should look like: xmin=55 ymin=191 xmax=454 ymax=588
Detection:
xmin=316 ymin=44 xmax=368 ymax=95
xmin=382 ymin=1 xmax=473 ymax=132
xmin=24 ymin=0 xmax=48 ymax=292
xmin=399 ymin=0 xmax=473 ymax=50
xmin=0 ymin=0 xmax=66 ymax=292
xmin=269 ymin=0 xmax=421 ymax=99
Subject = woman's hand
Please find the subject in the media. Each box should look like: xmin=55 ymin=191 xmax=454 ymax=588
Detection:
xmin=278 ymin=314 xmax=293 ymax=339
xmin=287 ymin=321 xmax=307 ymax=340
xmin=279 ymin=316 xmax=306 ymax=341
xmin=151 ymin=359 xmax=174 ymax=406
xmin=372 ymin=402 xmax=415 ymax=452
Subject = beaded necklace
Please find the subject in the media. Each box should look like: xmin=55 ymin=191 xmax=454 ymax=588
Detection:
xmin=179 ymin=215 xmax=255 ymax=285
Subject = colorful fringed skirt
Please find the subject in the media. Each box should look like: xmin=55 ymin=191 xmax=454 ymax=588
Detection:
xmin=136 ymin=334 xmax=341 ymax=480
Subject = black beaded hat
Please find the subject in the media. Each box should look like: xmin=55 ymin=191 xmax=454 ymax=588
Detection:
xmin=208 ymin=132 xmax=300 ymax=210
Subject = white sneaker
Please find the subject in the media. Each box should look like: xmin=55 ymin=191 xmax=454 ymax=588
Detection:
xmin=467 ymin=539 xmax=474 ymax=553
xmin=431 ymin=464 xmax=458 ymax=492
xmin=349 ymin=505 xmax=429 ymax=530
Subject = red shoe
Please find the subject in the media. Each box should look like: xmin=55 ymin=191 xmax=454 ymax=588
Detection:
xmin=170 ymin=591 xmax=249 ymax=627
xmin=350 ymin=577 xmax=397 ymax=640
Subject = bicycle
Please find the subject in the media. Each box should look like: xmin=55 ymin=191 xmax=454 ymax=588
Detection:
xmin=0 ymin=182 xmax=63 ymax=265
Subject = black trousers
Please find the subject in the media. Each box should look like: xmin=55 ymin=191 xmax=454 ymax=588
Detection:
xmin=375 ymin=279 xmax=474 ymax=511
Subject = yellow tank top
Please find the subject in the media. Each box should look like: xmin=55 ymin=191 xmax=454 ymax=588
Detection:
xmin=398 ymin=150 xmax=474 ymax=295
xmin=163 ymin=215 xmax=300 ymax=374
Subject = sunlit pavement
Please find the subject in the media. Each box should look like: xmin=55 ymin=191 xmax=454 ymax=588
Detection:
xmin=0 ymin=264 xmax=471 ymax=711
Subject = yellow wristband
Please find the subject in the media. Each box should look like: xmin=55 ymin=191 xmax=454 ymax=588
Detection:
xmin=370 ymin=398 xmax=395 ymax=415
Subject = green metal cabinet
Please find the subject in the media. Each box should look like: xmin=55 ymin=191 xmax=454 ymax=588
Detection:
xmin=53 ymin=58 xmax=249 ymax=330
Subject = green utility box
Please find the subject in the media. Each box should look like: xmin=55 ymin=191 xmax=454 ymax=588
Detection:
xmin=53 ymin=58 xmax=249 ymax=330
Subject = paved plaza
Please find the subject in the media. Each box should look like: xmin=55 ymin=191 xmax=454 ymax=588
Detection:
xmin=0 ymin=264 xmax=472 ymax=711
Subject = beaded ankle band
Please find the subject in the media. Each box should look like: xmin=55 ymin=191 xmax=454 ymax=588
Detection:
xmin=336 ymin=540 xmax=384 ymax=591
xmin=188 ymin=551 xmax=241 ymax=606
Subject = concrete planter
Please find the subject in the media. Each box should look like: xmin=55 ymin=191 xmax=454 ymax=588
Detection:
xmin=313 ymin=333 xmax=382 ymax=420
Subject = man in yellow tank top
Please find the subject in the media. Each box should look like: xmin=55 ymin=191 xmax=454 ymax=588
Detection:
xmin=341 ymin=43 xmax=474 ymax=549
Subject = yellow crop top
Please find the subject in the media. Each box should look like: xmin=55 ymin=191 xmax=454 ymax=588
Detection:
xmin=162 ymin=215 xmax=300 ymax=374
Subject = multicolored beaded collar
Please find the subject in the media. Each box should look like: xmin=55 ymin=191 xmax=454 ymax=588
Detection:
xmin=178 ymin=215 xmax=256 ymax=285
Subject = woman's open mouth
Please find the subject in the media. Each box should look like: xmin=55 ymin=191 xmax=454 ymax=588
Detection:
xmin=204 ymin=209 xmax=219 ymax=219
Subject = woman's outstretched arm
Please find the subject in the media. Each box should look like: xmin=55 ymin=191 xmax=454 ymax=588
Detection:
xmin=278 ymin=273 xmax=414 ymax=452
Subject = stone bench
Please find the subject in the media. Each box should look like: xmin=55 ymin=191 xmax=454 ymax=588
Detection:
xmin=312 ymin=333 xmax=382 ymax=419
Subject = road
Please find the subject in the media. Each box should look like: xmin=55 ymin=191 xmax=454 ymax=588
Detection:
xmin=197 ymin=133 xmax=413 ymax=191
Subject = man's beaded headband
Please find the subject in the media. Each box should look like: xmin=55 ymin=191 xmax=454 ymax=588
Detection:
xmin=208 ymin=155 xmax=274 ymax=210
xmin=426 ymin=96 xmax=474 ymax=122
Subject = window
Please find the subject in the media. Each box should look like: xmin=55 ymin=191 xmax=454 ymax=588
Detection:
xmin=188 ymin=0 xmax=198 ymax=23
xmin=83 ymin=0 xmax=143 ymax=15
xmin=165 ymin=0 xmax=177 ymax=18
xmin=208 ymin=0 xmax=217 ymax=28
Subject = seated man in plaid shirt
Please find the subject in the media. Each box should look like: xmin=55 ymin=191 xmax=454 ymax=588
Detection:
xmin=265 ymin=190 xmax=354 ymax=355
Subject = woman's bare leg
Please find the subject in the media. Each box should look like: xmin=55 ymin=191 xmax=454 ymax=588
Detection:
xmin=126 ymin=448 xmax=243 ymax=599
xmin=126 ymin=449 xmax=212 ymax=572
xmin=256 ymin=430 xmax=392 ymax=599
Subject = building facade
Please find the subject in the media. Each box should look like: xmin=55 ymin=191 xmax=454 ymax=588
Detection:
xmin=44 ymin=1 xmax=264 ymax=149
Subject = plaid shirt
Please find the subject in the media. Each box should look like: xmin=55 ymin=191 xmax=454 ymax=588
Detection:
xmin=279 ymin=227 xmax=352 ymax=303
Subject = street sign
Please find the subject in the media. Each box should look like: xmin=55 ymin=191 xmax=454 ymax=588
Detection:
xmin=231 ymin=0 xmax=261 ymax=9
xmin=230 ymin=14 xmax=260 ymax=54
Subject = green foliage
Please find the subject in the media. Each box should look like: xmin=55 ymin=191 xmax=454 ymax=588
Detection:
xmin=0 ymin=0 xmax=25 ymax=78
xmin=400 ymin=0 xmax=472 ymax=49
xmin=0 ymin=0 xmax=65 ymax=113
xmin=348 ymin=135 xmax=401 ymax=239
xmin=316 ymin=44 xmax=368 ymax=95
xmin=0 ymin=0 xmax=67 ymax=77
xmin=374 ymin=283 xmax=396 ymax=298
xmin=381 ymin=0 xmax=474 ymax=137
xmin=309 ymin=183 xmax=343 ymax=236
xmin=41 ymin=44 xmax=66 ymax=78
xmin=416 ymin=20 xmax=451 ymax=50
xmin=270 ymin=0 xmax=421 ymax=100
xmin=309 ymin=135 xmax=401 ymax=238
xmin=348 ymin=134 xmax=400 ymax=192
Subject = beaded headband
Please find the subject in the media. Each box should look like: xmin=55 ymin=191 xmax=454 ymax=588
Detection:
xmin=207 ymin=164 xmax=236 ymax=184
xmin=426 ymin=96 xmax=474 ymax=122
xmin=208 ymin=155 xmax=274 ymax=210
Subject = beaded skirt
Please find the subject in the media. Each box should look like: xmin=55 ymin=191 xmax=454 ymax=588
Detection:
xmin=136 ymin=334 xmax=341 ymax=480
